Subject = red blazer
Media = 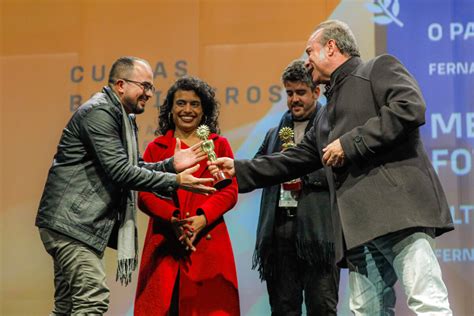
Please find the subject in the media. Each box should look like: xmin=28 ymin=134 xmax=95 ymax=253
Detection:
xmin=134 ymin=130 xmax=240 ymax=316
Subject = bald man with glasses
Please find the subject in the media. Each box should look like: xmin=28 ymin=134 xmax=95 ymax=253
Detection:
xmin=36 ymin=56 xmax=215 ymax=315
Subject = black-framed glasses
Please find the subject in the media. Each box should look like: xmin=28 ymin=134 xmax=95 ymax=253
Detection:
xmin=119 ymin=78 xmax=156 ymax=93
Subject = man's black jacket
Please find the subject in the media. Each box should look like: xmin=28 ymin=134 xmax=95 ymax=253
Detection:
xmin=36 ymin=87 xmax=178 ymax=253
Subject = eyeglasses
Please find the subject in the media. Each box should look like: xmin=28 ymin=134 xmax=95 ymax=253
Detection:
xmin=119 ymin=78 xmax=156 ymax=93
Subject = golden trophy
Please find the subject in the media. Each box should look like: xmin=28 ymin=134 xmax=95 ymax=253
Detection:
xmin=196 ymin=125 xmax=232 ymax=190
xmin=279 ymin=127 xmax=302 ymax=191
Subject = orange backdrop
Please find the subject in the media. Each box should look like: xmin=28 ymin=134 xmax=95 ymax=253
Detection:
xmin=5 ymin=1 xmax=470 ymax=316
xmin=1 ymin=1 xmax=340 ymax=314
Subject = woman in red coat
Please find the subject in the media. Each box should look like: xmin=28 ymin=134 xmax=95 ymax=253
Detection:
xmin=134 ymin=77 xmax=240 ymax=315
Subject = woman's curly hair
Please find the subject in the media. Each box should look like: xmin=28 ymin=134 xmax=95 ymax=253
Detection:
xmin=156 ymin=76 xmax=220 ymax=136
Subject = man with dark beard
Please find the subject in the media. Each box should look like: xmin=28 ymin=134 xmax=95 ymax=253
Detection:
xmin=36 ymin=56 xmax=215 ymax=315
xmin=253 ymin=60 xmax=339 ymax=315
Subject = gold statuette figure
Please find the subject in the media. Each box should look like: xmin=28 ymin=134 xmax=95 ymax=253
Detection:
xmin=196 ymin=125 xmax=232 ymax=189
xmin=278 ymin=127 xmax=302 ymax=192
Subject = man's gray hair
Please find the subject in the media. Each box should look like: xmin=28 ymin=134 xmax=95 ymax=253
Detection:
xmin=313 ymin=20 xmax=360 ymax=57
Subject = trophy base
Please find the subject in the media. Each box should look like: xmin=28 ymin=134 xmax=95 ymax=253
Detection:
xmin=282 ymin=179 xmax=302 ymax=191
xmin=213 ymin=170 xmax=232 ymax=190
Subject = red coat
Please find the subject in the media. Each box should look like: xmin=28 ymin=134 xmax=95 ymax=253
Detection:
xmin=134 ymin=130 xmax=240 ymax=316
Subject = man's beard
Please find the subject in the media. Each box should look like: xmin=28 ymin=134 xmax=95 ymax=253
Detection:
xmin=291 ymin=104 xmax=315 ymax=122
xmin=133 ymin=100 xmax=145 ymax=114
xmin=292 ymin=115 xmax=310 ymax=122
xmin=124 ymin=96 xmax=146 ymax=114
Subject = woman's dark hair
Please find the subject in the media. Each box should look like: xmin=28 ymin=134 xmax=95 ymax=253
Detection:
xmin=157 ymin=76 xmax=220 ymax=135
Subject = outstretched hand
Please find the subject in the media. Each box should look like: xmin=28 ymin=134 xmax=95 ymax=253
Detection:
xmin=177 ymin=164 xmax=216 ymax=195
xmin=173 ymin=138 xmax=208 ymax=172
xmin=207 ymin=157 xmax=236 ymax=177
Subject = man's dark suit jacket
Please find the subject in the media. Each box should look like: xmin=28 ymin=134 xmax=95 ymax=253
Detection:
xmin=236 ymin=55 xmax=454 ymax=265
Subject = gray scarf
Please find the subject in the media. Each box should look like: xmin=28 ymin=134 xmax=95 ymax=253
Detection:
xmin=116 ymin=101 xmax=139 ymax=286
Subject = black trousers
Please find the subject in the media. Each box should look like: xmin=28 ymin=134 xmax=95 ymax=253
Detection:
xmin=265 ymin=210 xmax=340 ymax=316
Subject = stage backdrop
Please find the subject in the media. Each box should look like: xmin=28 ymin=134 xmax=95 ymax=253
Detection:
xmin=1 ymin=0 xmax=472 ymax=315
